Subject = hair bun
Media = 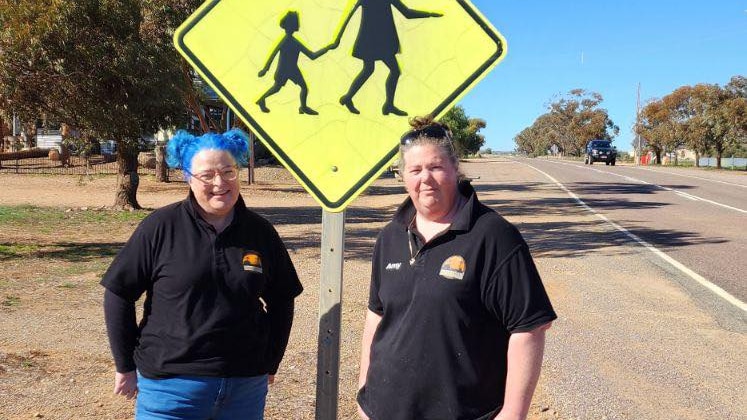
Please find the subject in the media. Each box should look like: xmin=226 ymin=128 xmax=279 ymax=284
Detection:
xmin=408 ymin=115 xmax=435 ymax=130
xmin=165 ymin=130 xmax=195 ymax=169
xmin=409 ymin=114 xmax=451 ymax=133
xmin=221 ymin=129 xmax=250 ymax=165
xmin=223 ymin=129 xmax=249 ymax=148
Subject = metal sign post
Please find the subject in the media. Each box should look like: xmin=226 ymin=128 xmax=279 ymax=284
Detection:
xmin=316 ymin=210 xmax=345 ymax=419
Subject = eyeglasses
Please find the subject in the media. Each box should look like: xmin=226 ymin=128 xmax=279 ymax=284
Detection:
xmin=400 ymin=124 xmax=452 ymax=145
xmin=185 ymin=165 xmax=239 ymax=184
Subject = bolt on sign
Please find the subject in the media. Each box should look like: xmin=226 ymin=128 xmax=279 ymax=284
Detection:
xmin=175 ymin=0 xmax=506 ymax=212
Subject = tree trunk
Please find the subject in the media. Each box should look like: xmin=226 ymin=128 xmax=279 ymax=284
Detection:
xmin=114 ymin=141 xmax=142 ymax=209
xmin=59 ymin=143 xmax=70 ymax=167
xmin=716 ymin=150 xmax=722 ymax=169
xmin=655 ymin=150 xmax=662 ymax=165
xmin=22 ymin=132 xmax=31 ymax=149
xmin=219 ymin=106 xmax=228 ymax=131
xmin=155 ymin=144 xmax=169 ymax=182
xmin=0 ymin=117 xmax=3 ymax=168
xmin=182 ymin=63 xmax=210 ymax=134
xmin=695 ymin=151 xmax=700 ymax=167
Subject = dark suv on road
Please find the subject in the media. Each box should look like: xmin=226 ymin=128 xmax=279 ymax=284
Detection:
xmin=584 ymin=140 xmax=617 ymax=165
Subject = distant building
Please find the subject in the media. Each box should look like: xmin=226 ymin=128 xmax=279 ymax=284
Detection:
xmin=676 ymin=147 xmax=697 ymax=161
xmin=36 ymin=129 xmax=63 ymax=152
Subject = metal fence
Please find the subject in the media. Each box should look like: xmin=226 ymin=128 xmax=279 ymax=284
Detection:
xmin=698 ymin=157 xmax=747 ymax=169
xmin=0 ymin=149 xmax=178 ymax=176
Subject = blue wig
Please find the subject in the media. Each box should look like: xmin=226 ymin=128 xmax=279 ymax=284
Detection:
xmin=166 ymin=129 xmax=250 ymax=174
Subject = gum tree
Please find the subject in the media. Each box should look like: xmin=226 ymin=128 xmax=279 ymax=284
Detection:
xmin=439 ymin=105 xmax=487 ymax=157
xmin=688 ymin=83 xmax=747 ymax=169
xmin=546 ymin=89 xmax=619 ymax=155
xmin=0 ymin=0 xmax=189 ymax=209
xmin=514 ymin=89 xmax=618 ymax=156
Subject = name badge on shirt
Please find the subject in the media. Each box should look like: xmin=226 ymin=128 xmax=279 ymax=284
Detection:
xmin=242 ymin=251 xmax=263 ymax=274
xmin=439 ymin=255 xmax=466 ymax=280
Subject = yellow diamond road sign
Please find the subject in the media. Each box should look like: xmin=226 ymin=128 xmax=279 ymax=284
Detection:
xmin=175 ymin=0 xmax=506 ymax=211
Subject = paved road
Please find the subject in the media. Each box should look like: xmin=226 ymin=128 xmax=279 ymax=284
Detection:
xmin=459 ymin=158 xmax=746 ymax=420
xmin=521 ymin=158 xmax=747 ymax=305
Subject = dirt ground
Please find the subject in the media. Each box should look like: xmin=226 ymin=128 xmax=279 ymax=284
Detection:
xmin=0 ymin=166 xmax=556 ymax=420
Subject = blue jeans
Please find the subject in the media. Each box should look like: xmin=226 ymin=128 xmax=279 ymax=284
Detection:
xmin=136 ymin=372 xmax=268 ymax=420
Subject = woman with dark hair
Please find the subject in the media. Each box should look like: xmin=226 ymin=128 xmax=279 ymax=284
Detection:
xmin=332 ymin=0 xmax=441 ymax=116
xmin=357 ymin=117 xmax=556 ymax=420
xmin=102 ymin=129 xmax=302 ymax=419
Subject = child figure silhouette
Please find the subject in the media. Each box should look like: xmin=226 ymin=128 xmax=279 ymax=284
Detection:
xmin=256 ymin=11 xmax=333 ymax=115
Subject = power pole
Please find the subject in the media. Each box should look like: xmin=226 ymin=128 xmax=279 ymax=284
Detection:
xmin=635 ymin=83 xmax=642 ymax=165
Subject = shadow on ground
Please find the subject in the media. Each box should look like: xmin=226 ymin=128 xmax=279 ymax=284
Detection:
xmin=256 ymin=205 xmax=398 ymax=261
xmin=362 ymin=185 xmax=406 ymax=196
xmin=2 ymin=180 xmax=723 ymax=265
xmin=517 ymin=220 xmax=727 ymax=259
xmin=257 ymin=183 xmax=727 ymax=262
xmin=473 ymin=182 xmax=546 ymax=193
xmin=565 ymin=182 xmax=695 ymax=196
xmin=0 ymin=242 xmax=123 ymax=262
xmin=481 ymin=195 xmax=671 ymax=217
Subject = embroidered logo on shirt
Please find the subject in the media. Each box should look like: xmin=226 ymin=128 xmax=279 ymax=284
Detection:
xmin=242 ymin=251 xmax=263 ymax=274
xmin=385 ymin=262 xmax=402 ymax=271
xmin=439 ymin=255 xmax=466 ymax=280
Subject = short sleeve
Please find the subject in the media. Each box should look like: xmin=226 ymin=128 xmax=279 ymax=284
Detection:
xmin=262 ymin=227 xmax=303 ymax=303
xmin=367 ymin=236 xmax=384 ymax=315
xmin=481 ymin=244 xmax=557 ymax=332
xmin=100 ymin=220 xmax=155 ymax=302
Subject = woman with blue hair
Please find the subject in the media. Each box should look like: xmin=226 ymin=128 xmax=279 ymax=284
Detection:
xmin=101 ymin=129 xmax=302 ymax=419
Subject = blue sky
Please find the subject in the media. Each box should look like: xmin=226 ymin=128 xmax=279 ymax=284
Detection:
xmin=461 ymin=1 xmax=747 ymax=152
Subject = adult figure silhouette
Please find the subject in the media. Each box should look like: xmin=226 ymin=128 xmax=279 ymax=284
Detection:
xmin=332 ymin=0 xmax=441 ymax=116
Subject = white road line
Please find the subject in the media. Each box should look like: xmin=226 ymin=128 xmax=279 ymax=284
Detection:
xmin=541 ymin=159 xmax=747 ymax=214
xmin=621 ymin=174 xmax=650 ymax=184
xmin=523 ymin=162 xmax=747 ymax=313
xmin=675 ymin=191 xmax=699 ymax=201
xmin=653 ymin=185 xmax=747 ymax=213
xmin=631 ymin=166 xmax=747 ymax=189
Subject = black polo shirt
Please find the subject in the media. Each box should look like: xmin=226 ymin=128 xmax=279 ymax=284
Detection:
xmin=358 ymin=182 xmax=556 ymax=420
xmin=101 ymin=193 xmax=302 ymax=378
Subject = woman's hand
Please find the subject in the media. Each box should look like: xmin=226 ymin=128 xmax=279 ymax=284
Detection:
xmin=113 ymin=370 xmax=138 ymax=400
xmin=357 ymin=403 xmax=370 ymax=420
